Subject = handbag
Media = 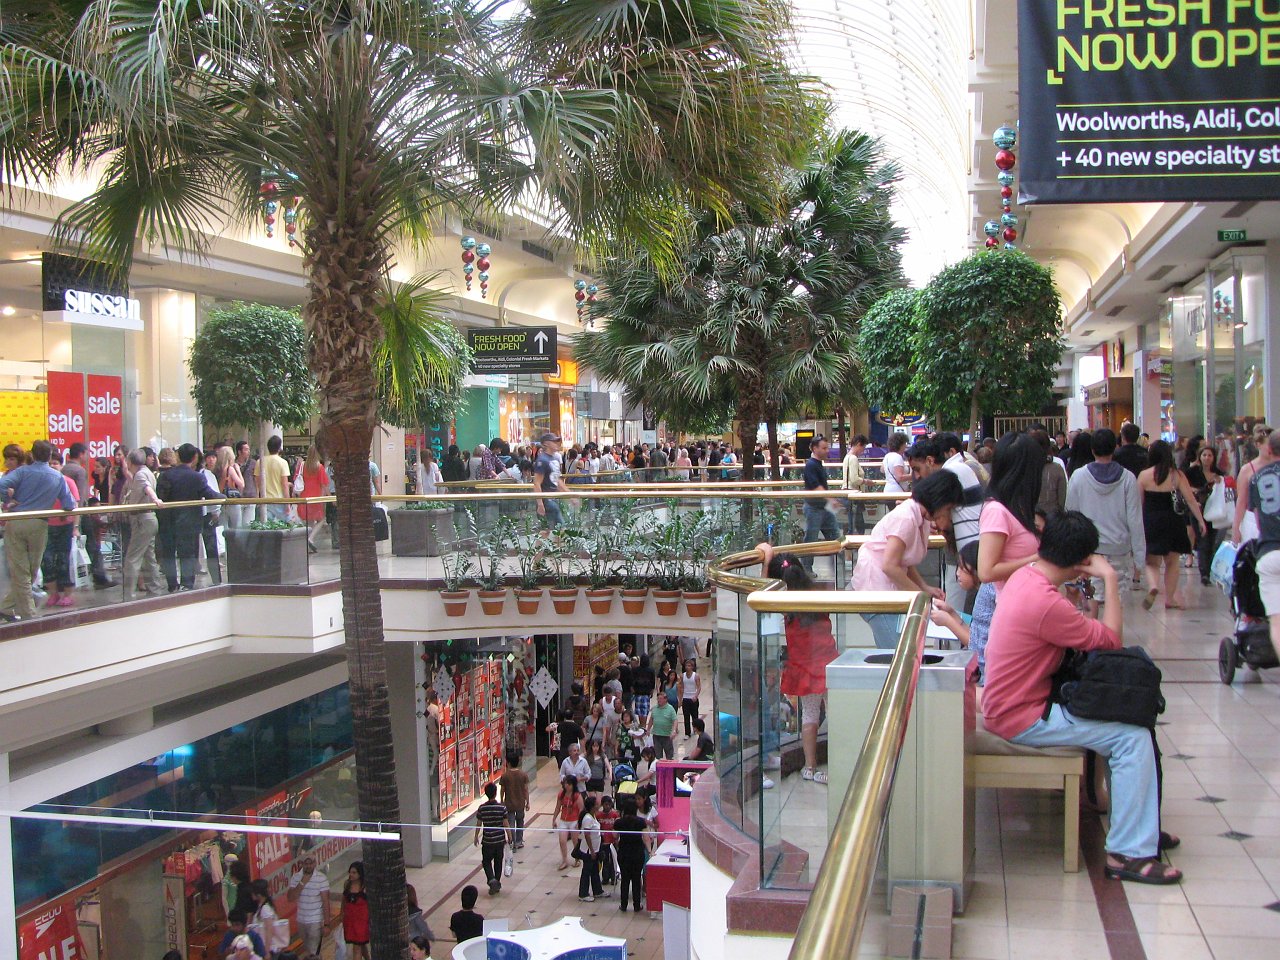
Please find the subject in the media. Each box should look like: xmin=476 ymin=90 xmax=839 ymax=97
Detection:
xmin=1204 ymin=481 xmax=1231 ymax=526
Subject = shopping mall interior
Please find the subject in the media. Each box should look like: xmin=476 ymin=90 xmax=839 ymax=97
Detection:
xmin=3 ymin=2 xmax=1280 ymax=960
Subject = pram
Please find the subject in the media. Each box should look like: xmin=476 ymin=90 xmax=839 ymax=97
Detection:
xmin=1218 ymin=540 xmax=1280 ymax=684
xmin=612 ymin=762 xmax=637 ymax=798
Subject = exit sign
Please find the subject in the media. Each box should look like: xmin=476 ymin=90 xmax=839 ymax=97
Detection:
xmin=1218 ymin=229 xmax=1247 ymax=243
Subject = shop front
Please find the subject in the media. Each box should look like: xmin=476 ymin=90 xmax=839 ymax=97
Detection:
xmin=1083 ymin=377 xmax=1134 ymax=433
xmin=14 ymin=685 xmax=355 ymax=960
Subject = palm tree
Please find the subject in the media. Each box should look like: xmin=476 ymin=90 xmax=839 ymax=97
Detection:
xmin=576 ymin=130 xmax=905 ymax=477
xmin=0 ymin=1 xmax=810 ymax=953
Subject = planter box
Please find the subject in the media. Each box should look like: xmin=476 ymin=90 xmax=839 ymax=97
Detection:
xmin=225 ymin=527 xmax=309 ymax=586
xmin=390 ymin=507 xmax=456 ymax=557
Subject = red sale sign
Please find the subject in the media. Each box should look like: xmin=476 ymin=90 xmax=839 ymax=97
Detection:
xmin=45 ymin=371 xmax=86 ymax=455
xmin=19 ymin=902 xmax=85 ymax=960
xmin=85 ymin=374 xmax=123 ymax=459
xmin=249 ymin=790 xmax=294 ymax=883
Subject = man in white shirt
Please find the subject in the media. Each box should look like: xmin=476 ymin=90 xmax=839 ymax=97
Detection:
xmin=286 ymin=854 xmax=330 ymax=954
xmin=559 ymin=742 xmax=591 ymax=794
xmin=842 ymin=434 xmax=868 ymax=534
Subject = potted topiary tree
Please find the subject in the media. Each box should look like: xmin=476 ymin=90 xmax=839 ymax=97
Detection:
xmin=389 ymin=499 xmax=456 ymax=556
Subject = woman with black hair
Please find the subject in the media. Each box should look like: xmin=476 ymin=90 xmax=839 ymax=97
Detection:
xmin=759 ymin=546 xmax=838 ymax=783
xmin=1185 ymin=442 xmax=1225 ymax=586
xmin=850 ymin=469 xmax=965 ymax=647
xmin=1139 ymin=440 xmax=1205 ymax=609
xmin=1066 ymin=430 xmax=1095 ymax=477
xmin=978 ymin=433 xmax=1044 ymax=593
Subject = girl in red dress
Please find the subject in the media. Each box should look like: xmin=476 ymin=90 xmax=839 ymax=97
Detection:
xmin=342 ymin=861 xmax=370 ymax=958
xmin=761 ymin=546 xmax=838 ymax=785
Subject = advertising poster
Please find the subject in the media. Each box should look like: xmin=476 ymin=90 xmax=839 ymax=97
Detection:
xmin=456 ymin=738 xmax=476 ymax=808
xmin=46 ymin=371 xmax=86 ymax=454
xmin=18 ymin=901 xmax=86 ymax=960
xmin=476 ymin=724 xmax=492 ymax=796
xmin=85 ymin=374 xmax=124 ymax=458
xmin=456 ymin=669 xmax=474 ymax=738
xmin=473 ymin=664 xmax=489 ymax=727
xmin=491 ymin=714 xmax=507 ymax=778
xmin=163 ymin=871 xmax=188 ymax=954
xmin=438 ymin=743 xmax=457 ymax=820
xmin=1018 ymin=1 xmax=1280 ymax=202
xmin=248 ymin=790 xmax=298 ymax=889
xmin=0 ymin=391 xmax=48 ymax=452
xmin=438 ymin=686 xmax=456 ymax=753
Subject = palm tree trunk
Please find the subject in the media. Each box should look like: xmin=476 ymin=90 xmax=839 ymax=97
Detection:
xmin=306 ymin=227 xmax=408 ymax=956
xmin=766 ymin=418 xmax=781 ymax=480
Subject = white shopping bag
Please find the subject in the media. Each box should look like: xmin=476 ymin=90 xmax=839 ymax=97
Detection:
xmin=1211 ymin=540 xmax=1238 ymax=592
xmin=503 ymin=845 xmax=515 ymax=877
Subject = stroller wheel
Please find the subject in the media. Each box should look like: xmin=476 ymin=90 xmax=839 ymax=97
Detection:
xmin=1219 ymin=636 xmax=1238 ymax=685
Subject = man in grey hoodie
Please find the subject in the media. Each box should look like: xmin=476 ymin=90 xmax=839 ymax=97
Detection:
xmin=1065 ymin=428 xmax=1145 ymax=597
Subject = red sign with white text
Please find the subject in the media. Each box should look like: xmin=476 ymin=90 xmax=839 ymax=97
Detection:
xmin=249 ymin=790 xmax=294 ymax=883
xmin=19 ymin=902 xmax=86 ymax=960
xmin=45 ymin=371 xmax=86 ymax=455
xmin=85 ymin=374 xmax=123 ymax=459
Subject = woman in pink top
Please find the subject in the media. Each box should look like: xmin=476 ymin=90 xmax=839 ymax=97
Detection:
xmin=850 ymin=470 xmax=964 ymax=647
xmin=978 ymin=433 xmax=1043 ymax=592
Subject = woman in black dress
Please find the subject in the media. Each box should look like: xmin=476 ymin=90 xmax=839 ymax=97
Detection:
xmin=1138 ymin=440 xmax=1206 ymax=610
xmin=1184 ymin=443 xmax=1225 ymax=586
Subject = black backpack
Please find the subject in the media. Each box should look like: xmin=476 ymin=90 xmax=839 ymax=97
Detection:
xmin=1050 ymin=646 xmax=1166 ymax=729
xmin=1233 ymin=540 xmax=1268 ymax=619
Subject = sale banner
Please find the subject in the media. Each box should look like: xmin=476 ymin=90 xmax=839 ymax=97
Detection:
xmin=163 ymin=871 xmax=188 ymax=954
xmin=438 ymin=742 xmax=457 ymax=819
xmin=45 ymin=371 xmax=86 ymax=454
xmin=85 ymin=373 xmax=124 ymax=459
xmin=19 ymin=901 xmax=85 ymax=960
xmin=249 ymin=790 xmax=294 ymax=883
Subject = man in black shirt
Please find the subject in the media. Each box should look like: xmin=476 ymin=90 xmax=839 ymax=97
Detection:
xmin=449 ymin=885 xmax=484 ymax=942
xmin=1113 ymin=423 xmax=1148 ymax=476
xmin=614 ymin=800 xmax=649 ymax=912
xmin=630 ymin=654 xmax=656 ymax=720
xmin=688 ymin=717 xmax=716 ymax=761
xmin=802 ymin=436 xmax=839 ymax=565
xmin=474 ymin=784 xmax=510 ymax=894
xmin=156 ymin=443 xmax=221 ymax=591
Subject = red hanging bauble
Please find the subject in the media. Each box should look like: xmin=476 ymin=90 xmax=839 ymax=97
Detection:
xmin=265 ymin=214 xmax=276 ymax=225
xmin=1002 ymin=227 xmax=1018 ymax=242
xmin=994 ymin=149 xmax=1016 ymax=171
xmin=260 ymin=181 xmax=279 ymax=196
xmin=1001 ymin=186 xmax=1013 ymax=200
xmin=285 ymin=222 xmax=297 ymax=235
xmin=985 ymin=237 xmax=999 ymax=249
xmin=477 ymin=258 xmax=491 ymax=271
xmin=574 ymin=290 xmax=586 ymax=302
xmin=462 ymin=250 xmax=475 ymax=264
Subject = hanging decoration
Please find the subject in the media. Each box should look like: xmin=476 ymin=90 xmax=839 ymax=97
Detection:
xmin=259 ymin=168 xmax=280 ymax=239
xmin=259 ymin=168 xmax=305 ymax=249
xmin=574 ymin=279 xmax=587 ymax=322
xmin=460 ymin=236 xmax=476 ymax=293
xmin=982 ymin=125 xmax=1019 ymax=251
xmin=476 ymin=243 xmax=492 ymax=299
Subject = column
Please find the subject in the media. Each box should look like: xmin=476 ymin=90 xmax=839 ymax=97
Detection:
xmin=0 ymin=753 xmax=15 ymax=955
xmin=386 ymin=642 xmax=433 ymax=867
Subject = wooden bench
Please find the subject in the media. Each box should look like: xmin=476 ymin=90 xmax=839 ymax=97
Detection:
xmin=971 ymin=716 xmax=1085 ymax=872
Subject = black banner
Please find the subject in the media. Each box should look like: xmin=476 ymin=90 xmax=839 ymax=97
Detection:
xmin=466 ymin=326 xmax=557 ymax=374
xmin=1018 ymin=1 xmax=1280 ymax=203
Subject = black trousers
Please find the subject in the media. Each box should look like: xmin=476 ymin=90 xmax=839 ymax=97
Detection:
xmin=599 ymin=843 xmax=616 ymax=883
xmin=481 ymin=841 xmax=505 ymax=888
xmin=681 ymin=698 xmax=698 ymax=736
xmin=619 ymin=857 xmax=645 ymax=910
xmin=578 ymin=851 xmax=603 ymax=898
xmin=201 ymin=515 xmax=222 ymax=585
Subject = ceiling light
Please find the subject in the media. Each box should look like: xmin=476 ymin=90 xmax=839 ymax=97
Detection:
xmin=1 ymin=306 xmax=14 ymax=316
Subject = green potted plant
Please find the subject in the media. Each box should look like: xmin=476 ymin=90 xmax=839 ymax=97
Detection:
xmin=619 ymin=537 xmax=651 ymax=615
xmin=475 ymin=518 xmax=512 ymax=615
xmin=547 ymin=530 xmax=584 ymax=615
xmin=389 ymin=499 xmax=456 ymax=557
xmin=651 ymin=515 xmax=687 ymax=616
xmin=224 ymin=517 xmax=310 ymax=585
xmin=584 ymin=528 xmax=618 ymax=614
xmin=514 ymin=527 xmax=548 ymax=615
xmin=440 ymin=549 xmax=474 ymax=618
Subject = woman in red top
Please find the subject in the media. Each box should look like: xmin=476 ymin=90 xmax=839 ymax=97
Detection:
xmin=761 ymin=545 xmax=838 ymax=784
xmin=342 ymin=861 xmax=370 ymax=958
xmin=555 ymin=776 xmax=585 ymax=870
xmin=297 ymin=445 xmax=331 ymax=553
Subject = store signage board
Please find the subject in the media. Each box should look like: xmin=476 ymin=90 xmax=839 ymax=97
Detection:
xmin=1017 ymin=3 xmax=1280 ymax=203
xmin=41 ymin=252 xmax=142 ymax=330
xmin=1218 ymin=229 xmax=1247 ymax=243
xmin=467 ymin=326 xmax=557 ymax=374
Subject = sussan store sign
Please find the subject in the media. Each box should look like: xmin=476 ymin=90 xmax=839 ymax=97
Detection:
xmin=41 ymin=252 xmax=143 ymax=331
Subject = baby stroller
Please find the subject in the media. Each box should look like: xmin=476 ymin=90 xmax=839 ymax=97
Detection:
xmin=612 ymin=762 xmax=637 ymax=800
xmin=1219 ymin=540 xmax=1280 ymax=684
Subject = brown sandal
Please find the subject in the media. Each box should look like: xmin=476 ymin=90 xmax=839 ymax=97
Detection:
xmin=1142 ymin=589 xmax=1159 ymax=610
xmin=1105 ymin=854 xmax=1182 ymax=884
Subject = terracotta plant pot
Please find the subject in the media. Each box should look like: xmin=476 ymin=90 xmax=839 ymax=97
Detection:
xmin=684 ymin=590 xmax=713 ymax=618
xmin=550 ymin=587 xmax=579 ymax=615
xmin=620 ymin=588 xmax=648 ymax=615
xmin=478 ymin=589 xmax=507 ymax=616
xmin=653 ymin=589 xmax=682 ymax=617
xmin=586 ymin=587 xmax=615 ymax=615
xmin=440 ymin=590 xmax=470 ymax=618
xmin=515 ymin=589 xmax=543 ymax=615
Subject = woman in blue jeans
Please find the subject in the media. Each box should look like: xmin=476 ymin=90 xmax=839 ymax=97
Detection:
xmin=848 ymin=470 xmax=964 ymax=647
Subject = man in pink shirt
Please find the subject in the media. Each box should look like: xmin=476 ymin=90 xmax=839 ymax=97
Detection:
xmin=984 ymin=510 xmax=1181 ymax=885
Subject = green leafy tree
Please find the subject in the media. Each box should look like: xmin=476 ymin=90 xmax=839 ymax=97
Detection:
xmin=857 ymin=288 xmax=922 ymax=422
xmin=912 ymin=251 xmax=1064 ymax=441
xmin=188 ymin=302 xmax=314 ymax=434
xmin=2 ymin=2 xmax=811 ymax=953
xmin=375 ymin=275 xmax=471 ymax=431
xmin=577 ymin=130 xmax=904 ymax=475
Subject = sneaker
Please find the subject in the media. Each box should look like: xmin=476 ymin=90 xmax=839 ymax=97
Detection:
xmin=620 ymin=905 xmax=628 ymax=912
xmin=801 ymin=767 xmax=815 ymax=781
xmin=762 ymin=777 xmax=775 ymax=789
xmin=812 ymin=769 xmax=829 ymax=784
xmin=601 ymin=890 xmax=611 ymax=898
xmin=579 ymin=896 xmax=595 ymax=902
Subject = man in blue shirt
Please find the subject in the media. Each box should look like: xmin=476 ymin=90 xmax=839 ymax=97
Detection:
xmin=802 ymin=436 xmax=839 ymax=566
xmin=216 ymin=910 xmax=266 ymax=958
xmin=0 ymin=440 xmax=77 ymax=620
xmin=533 ymin=432 xmax=565 ymax=532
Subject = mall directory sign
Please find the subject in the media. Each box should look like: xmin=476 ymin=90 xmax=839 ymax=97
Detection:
xmin=1018 ymin=2 xmax=1280 ymax=203
xmin=467 ymin=325 xmax=557 ymax=374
